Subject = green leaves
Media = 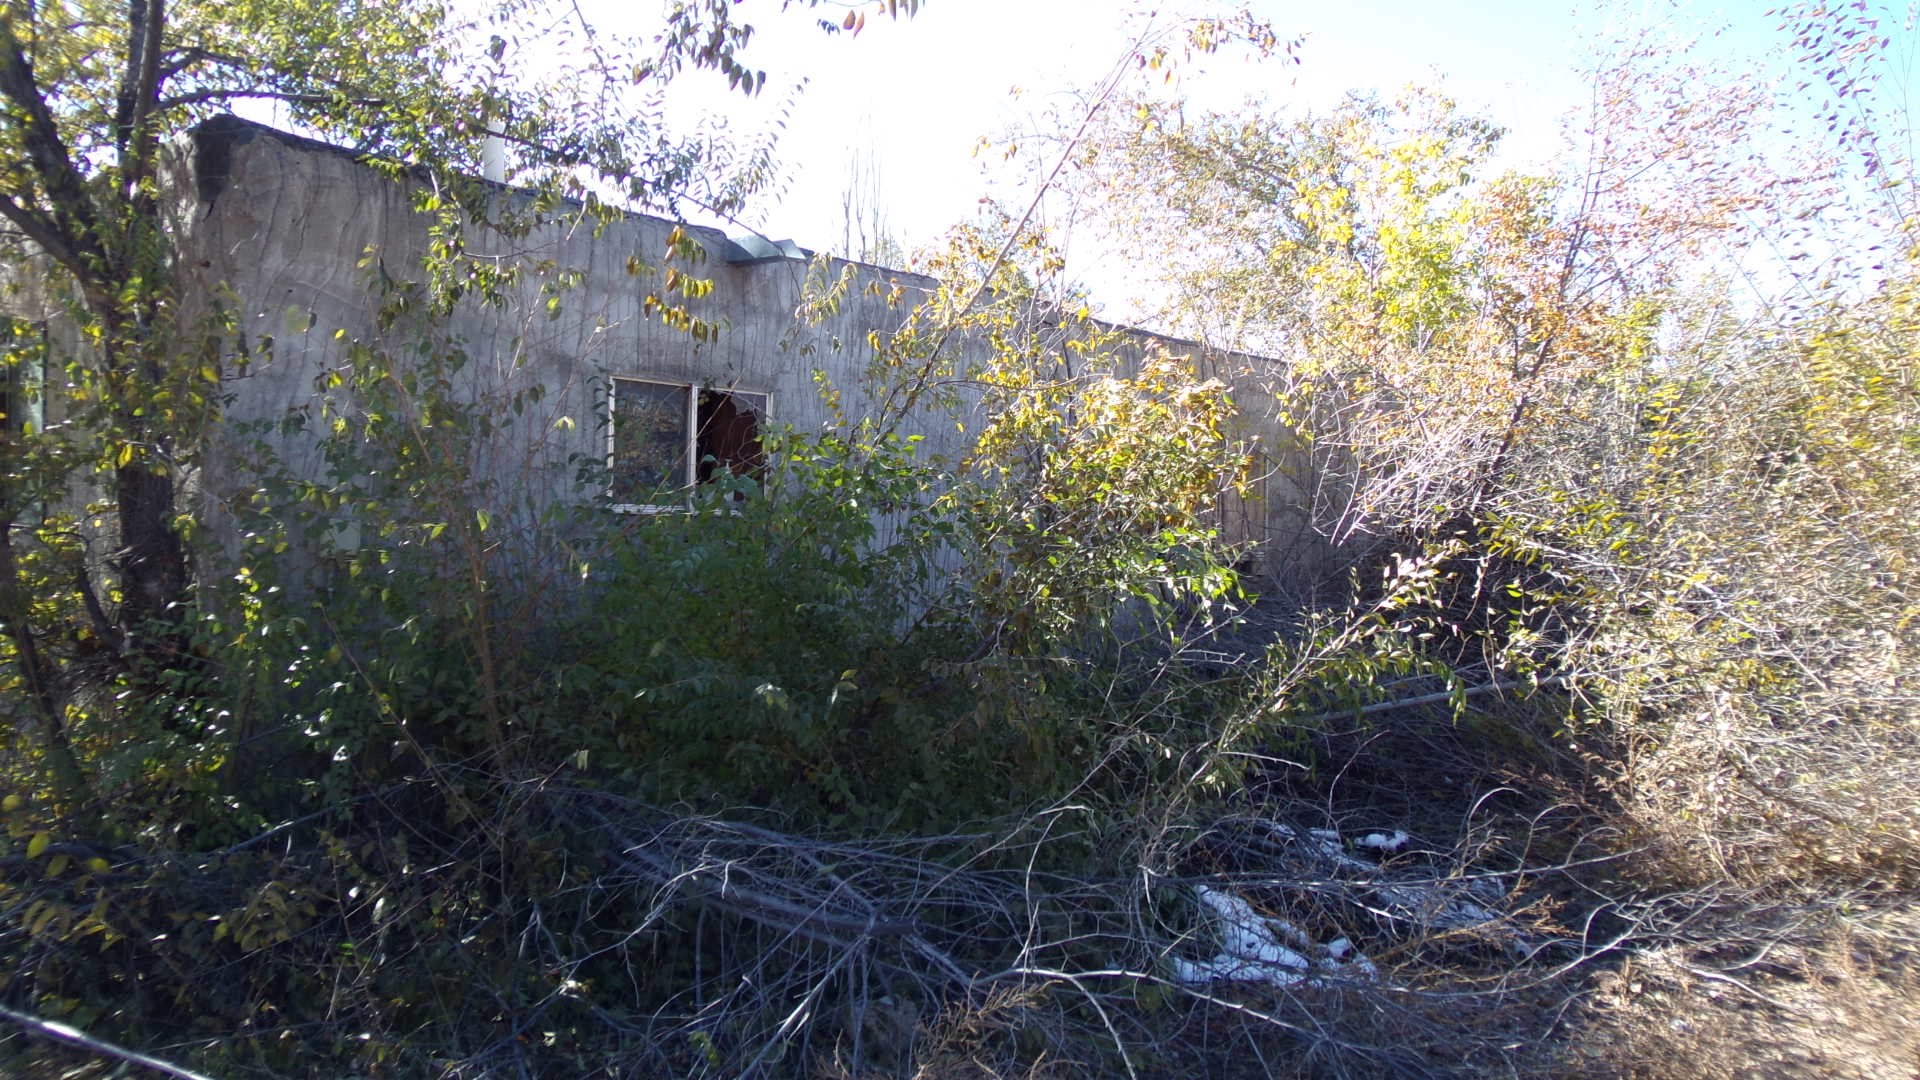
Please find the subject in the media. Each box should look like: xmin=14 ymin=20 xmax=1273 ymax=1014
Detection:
xmin=956 ymin=347 xmax=1243 ymax=652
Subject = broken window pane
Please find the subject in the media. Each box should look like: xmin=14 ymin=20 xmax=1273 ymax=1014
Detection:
xmin=695 ymin=389 xmax=765 ymax=484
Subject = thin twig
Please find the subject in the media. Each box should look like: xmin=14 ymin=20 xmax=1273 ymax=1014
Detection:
xmin=0 ymin=1004 xmax=218 ymax=1080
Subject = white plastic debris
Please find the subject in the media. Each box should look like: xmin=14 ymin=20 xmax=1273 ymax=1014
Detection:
xmin=1266 ymin=822 xmax=1511 ymax=939
xmin=1265 ymin=823 xmax=1374 ymax=871
xmin=1321 ymin=936 xmax=1380 ymax=980
xmin=1172 ymin=885 xmax=1377 ymax=988
xmin=1373 ymin=882 xmax=1500 ymax=931
xmin=1355 ymin=830 xmax=1410 ymax=853
xmin=1259 ymin=814 xmax=1528 ymax=949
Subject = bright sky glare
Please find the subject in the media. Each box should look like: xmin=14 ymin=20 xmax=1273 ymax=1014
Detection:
xmin=631 ymin=0 xmax=1908 ymax=265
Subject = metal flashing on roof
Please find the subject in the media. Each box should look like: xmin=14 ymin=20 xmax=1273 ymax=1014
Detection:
xmin=721 ymin=235 xmax=812 ymax=265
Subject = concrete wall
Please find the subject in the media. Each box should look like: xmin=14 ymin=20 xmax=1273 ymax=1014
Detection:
xmin=179 ymin=119 xmax=962 ymax=517
xmin=165 ymin=118 xmax=1319 ymax=580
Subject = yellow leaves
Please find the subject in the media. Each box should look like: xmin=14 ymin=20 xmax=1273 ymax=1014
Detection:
xmin=660 ymin=266 xmax=714 ymax=301
xmin=24 ymin=900 xmax=67 ymax=939
xmin=639 ymin=293 xmax=720 ymax=342
xmin=26 ymin=831 xmax=49 ymax=859
xmin=663 ymin=226 xmax=706 ymax=264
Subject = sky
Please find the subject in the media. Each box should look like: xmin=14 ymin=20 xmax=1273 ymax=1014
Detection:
xmin=677 ymin=0 xmax=1593 ymax=246
xmin=627 ymin=0 xmax=1896 ymax=261
xmin=277 ymin=0 xmax=1910 ymax=320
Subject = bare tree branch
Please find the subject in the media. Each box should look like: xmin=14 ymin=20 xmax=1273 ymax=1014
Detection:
xmin=0 ymin=10 xmax=109 ymax=281
xmin=0 ymin=1003 xmax=217 ymax=1080
xmin=118 ymin=0 xmax=168 ymax=202
xmin=0 ymin=188 xmax=85 ymax=279
xmin=155 ymin=87 xmax=388 ymax=111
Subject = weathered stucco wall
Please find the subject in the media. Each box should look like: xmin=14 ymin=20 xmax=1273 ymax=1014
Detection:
xmin=180 ymin=119 xmax=964 ymax=516
xmin=166 ymin=118 xmax=1322 ymax=580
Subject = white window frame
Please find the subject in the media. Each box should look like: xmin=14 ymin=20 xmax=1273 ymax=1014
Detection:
xmin=608 ymin=376 xmax=770 ymax=513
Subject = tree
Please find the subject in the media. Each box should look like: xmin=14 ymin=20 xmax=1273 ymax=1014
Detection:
xmin=1058 ymin=3 xmax=1920 ymax=892
xmin=837 ymin=139 xmax=906 ymax=265
xmin=0 ymin=0 xmax=915 ymax=802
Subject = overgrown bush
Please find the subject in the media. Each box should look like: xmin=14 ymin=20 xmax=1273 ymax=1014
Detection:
xmin=0 ymin=246 xmax=1268 ymax=1072
xmin=10 ymin=2 xmax=1918 ymax=1076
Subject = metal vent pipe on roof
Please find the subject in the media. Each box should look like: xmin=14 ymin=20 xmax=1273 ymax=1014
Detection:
xmin=481 ymin=135 xmax=507 ymax=183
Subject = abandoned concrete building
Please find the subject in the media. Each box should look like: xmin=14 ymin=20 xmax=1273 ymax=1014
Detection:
xmin=9 ymin=116 xmax=1316 ymax=578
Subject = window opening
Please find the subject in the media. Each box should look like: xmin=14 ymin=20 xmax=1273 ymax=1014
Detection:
xmin=610 ymin=377 xmax=766 ymax=511
xmin=610 ymin=378 xmax=691 ymax=508
xmin=696 ymin=389 xmax=765 ymax=484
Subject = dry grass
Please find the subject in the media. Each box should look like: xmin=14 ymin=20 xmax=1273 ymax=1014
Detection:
xmin=1555 ymin=903 xmax=1920 ymax=1080
xmin=1612 ymin=707 xmax=1920 ymax=896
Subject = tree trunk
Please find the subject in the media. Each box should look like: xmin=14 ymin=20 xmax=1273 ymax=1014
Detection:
xmin=114 ymin=457 xmax=188 ymax=655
